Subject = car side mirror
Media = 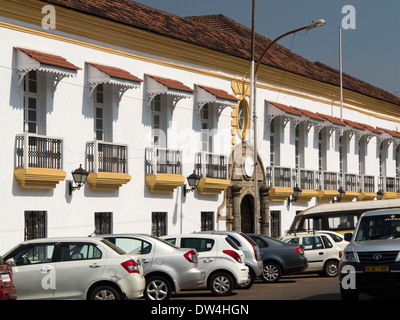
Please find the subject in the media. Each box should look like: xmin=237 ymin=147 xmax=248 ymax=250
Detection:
xmin=344 ymin=233 xmax=353 ymax=242
xmin=6 ymin=258 xmax=15 ymax=267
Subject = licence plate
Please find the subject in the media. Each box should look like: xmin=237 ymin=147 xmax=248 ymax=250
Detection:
xmin=1 ymin=274 xmax=11 ymax=282
xmin=365 ymin=266 xmax=389 ymax=272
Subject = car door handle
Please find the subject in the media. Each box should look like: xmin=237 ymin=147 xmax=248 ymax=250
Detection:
xmin=142 ymin=259 xmax=150 ymax=264
xmin=89 ymin=263 xmax=101 ymax=268
xmin=41 ymin=266 xmax=53 ymax=273
xmin=319 ymin=252 xmax=324 ymax=255
xmin=203 ymin=258 xmax=214 ymax=263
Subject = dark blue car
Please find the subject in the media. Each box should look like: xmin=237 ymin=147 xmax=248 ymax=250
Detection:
xmin=247 ymin=234 xmax=308 ymax=283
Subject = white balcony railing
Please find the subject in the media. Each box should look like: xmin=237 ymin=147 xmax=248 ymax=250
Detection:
xmin=86 ymin=141 xmax=128 ymax=173
xmin=195 ymin=152 xmax=228 ymax=179
xmin=15 ymin=133 xmax=63 ymax=169
xmin=145 ymin=147 xmax=182 ymax=175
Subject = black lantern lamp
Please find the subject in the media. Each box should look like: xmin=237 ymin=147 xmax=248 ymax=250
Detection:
xmin=69 ymin=164 xmax=89 ymax=196
xmin=376 ymin=189 xmax=384 ymax=200
xmin=288 ymin=186 xmax=302 ymax=204
xmin=333 ymin=186 xmax=345 ymax=203
xmin=183 ymin=170 xmax=201 ymax=197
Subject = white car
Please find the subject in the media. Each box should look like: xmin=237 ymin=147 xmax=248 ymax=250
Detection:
xmin=3 ymin=237 xmax=145 ymax=300
xmin=281 ymin=233 xmax=342 ymax=277
xmin=314 ymin=231 xmax=349 ymax=250
xmin=161 ymin=233 xmax=249 ymax=296
xmin=100 ymin=234 xmax=205 ymax=300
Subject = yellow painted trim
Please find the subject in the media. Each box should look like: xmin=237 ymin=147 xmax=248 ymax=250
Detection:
xmin=317 ymin=190 xmax=339 ymax=202
xmin=145 ymin=173 xmax=185 ymax=194
xmin=14 ymin=167 xmax=66 ymax=189
xmin=383 ymin=192 xmax=398 ymax=200
xmin=197 ymin=177 xmax=230 ymax=195
xmin=2 ymin=0 xmax=400 ymax=122
xmin=357 ymin=192 xmax=377 ymax=201
xmin=268 ymin=187 xmax=293 ymax=202
xmin=296 ymin=189 xmax=318 ymax=203
xmin=87 ymin=172 xmax=131 ymax=191
xmin=340 ymin=191 xmax=360 ymax=203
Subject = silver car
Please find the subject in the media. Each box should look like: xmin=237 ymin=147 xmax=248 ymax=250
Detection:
xmin=197 ymin=231 xmax=263 ymax=288
xmin=3 ymin=237 xmax=145 ymax=300
xmin=101 ymin=234 xmax=205 ymax=300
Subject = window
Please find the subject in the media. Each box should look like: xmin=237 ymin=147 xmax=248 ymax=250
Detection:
xmin=270 ymin=118 xmax=275 ymax=166
xmin=237 ymin=99 xmax=249 ymax=139
xmin=23 ymin=71 xmax=39 ymax=133
xmin=95 ymin=84 xmax=104 ymax=141
xmin=13 ymin=244 xmax=55 ymax=266
xmin=112 ymin=238 xmax=152 ymax=254
xmin=59 ymin=243 xmax=102 ymax=261
xmin=201 ymin=211 xmax=214 ymax=231
xmin=285 ymin=237 xmax=299 ymax=244
xmin=302 ymin=236 xmax=323 ymax=250
xmin=295 ymin=125 xmax=300 ymax=168
xmin=151 ymin=94 xmax=167 ymax=147
xmin=321 ymin=235 xmax=333 ymax=248
xmin=252 ymin=237 xmax=268 ymax=248
xmin=181 ymin=238 xmax=214 ymax=252
xmin=152 ymin=212 xmax=167 ymax=236
xmin=95 ymin=212 xmax=112 ymax=235
xmin=24 ymin=211 xmax=47 ymax=240
xmin=270 ymin=211 xmax=281 ymax=238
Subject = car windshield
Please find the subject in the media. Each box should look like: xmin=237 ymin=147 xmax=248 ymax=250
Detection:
xmin=355 ymin=214 xmax=400 ymax=241
xmin=150 ymin=235 xmax=180 ymax=249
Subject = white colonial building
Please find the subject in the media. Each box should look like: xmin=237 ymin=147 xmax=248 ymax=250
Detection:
xmin=1 ymin=0 xmax=400 ymax=253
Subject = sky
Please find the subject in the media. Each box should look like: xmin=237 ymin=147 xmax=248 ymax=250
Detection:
xmin=133 ymin=0 xmax=400 ymax=96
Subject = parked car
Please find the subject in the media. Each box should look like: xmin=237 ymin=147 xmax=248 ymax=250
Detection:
xmin=99 ymin=234 xmax=205 ymax=300
xmin=315 ymin=231 xmax=349 ymax=250
xmin=161 ymin=233 xmax=248 ymax=296
xmin=3 ymin=237 xmax=145 ymax=300
xmin=340 ymin=209 xmax=400 ymax=300
xmin=247 ymin=234 xmax=308 ymax=283
xmin=281 ymin=232 xmax=342 ymax=277
xmin=0 ymin=255 xmax=17 ymax=300
xmin=197 ymin=231 xmax=263 ymax=288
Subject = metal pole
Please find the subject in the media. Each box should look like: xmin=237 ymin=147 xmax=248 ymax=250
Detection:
xmin=339 ymin=26 xmax=343 ymax=121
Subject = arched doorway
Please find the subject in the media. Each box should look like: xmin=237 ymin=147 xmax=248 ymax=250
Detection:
xmin=240 ymin=194 xmax=254 ymax=233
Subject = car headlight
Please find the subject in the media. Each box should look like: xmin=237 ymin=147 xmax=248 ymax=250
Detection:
xmin=342 ymin=251 xmax=357 ymax=262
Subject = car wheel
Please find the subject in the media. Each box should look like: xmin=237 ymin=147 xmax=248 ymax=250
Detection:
xmin=145 ymin=276 xmax=172 ymax=300
xmin=323 ymin=260 xmax=339 ymax=277
xmin=262 ymin=262 xmax=281 ymax=283
xmin=208 ymin=272 xmax=234 ymax=296
xmin=237 ymin=270 xmax=254 ymax=289
xmin=89 ymin=285 xmax=121 ymax=300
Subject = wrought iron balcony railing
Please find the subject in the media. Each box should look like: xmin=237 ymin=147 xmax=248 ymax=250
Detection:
xmin=86 ymin=141 xmax=128 ymax=173
xmin=195 ymin=152 xmax=228 ymax=179
xmin=145 ymin=147 xmax=182 ymax=175
xmin=15 ymin=133 xmax=63 ymax=169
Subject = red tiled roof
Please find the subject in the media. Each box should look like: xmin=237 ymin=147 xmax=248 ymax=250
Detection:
xmin=356 ymin=122 xmax=383 ymax=134
xmin=377 ymin=127 xmax=400 ymax=138
xmin=39 ymin=0 xmax=400 ymax=107
xmin=342 ymin=119 xmax=365 ymax=130
xmin=88 ymin=62 xmax=142 ymax=82
xmin=146 ymin=74 xmax=195 ymax=93
xmin=292 ymin=107 xmax=325 ymax=121
xmin=198 ymin=85 xmax=238 ymax=102
xmin=16 ymin=47 xmax=81 ymax=70
xmin=267 ymin=101 xmax=303 ymax=116
xmin=316 ymin=113 xmax=346 ymax=126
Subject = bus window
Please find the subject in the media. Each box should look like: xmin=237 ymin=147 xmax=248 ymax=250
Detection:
xmin=328 ymin=215 xmax=357 ymax=230
xmin=304 ymin=217 xmax=322 ymax=231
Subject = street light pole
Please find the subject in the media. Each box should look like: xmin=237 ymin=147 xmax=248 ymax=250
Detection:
xmin=251 ymin=18 xmax=326 ymax=235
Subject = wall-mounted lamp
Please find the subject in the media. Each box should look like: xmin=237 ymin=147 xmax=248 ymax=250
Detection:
xmin=376 ymin=189 xmax=384 ymax=200
xmin=333 ymin=186 xmax=345 ymax=203
xmin=69 ymin=164 xmax=89 ymax=196
xmin=183 ymin=171 xmax=201 ymax=197
xmin=288 ymin=186 xmax=302 ymax=204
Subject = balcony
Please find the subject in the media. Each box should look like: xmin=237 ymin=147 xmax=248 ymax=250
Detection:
xmin=86 ymin=141 xmax=131 ymax=191
xmin=145 ymin=147 xmax=184 ymax=193
xmin=194 ymin=152 xmax=230 ymax=195
xmin=266 ymin=166 xmax=389 ymax=203
xmin=14 ymin=133 xmax=66 ymax=189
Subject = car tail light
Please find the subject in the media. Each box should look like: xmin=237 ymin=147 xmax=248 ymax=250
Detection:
xmin=121 ymin=259 xmax=140 ymax=274
xmin=223 ymin=250 xmax=242 ymax=263
xmin=339 ymin=251 xmax=343 ymax=259
xmin=184 ymin=250 xmax=198 ymax=263
xmin=296 ymin=247 xmax=304 ymax=255
xmin=240 ymin=233 xmax=259 ymax=261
